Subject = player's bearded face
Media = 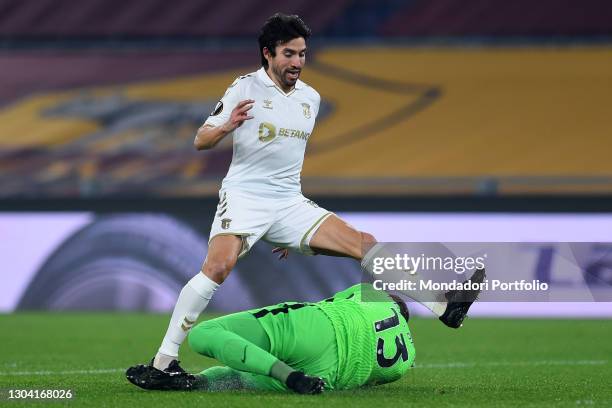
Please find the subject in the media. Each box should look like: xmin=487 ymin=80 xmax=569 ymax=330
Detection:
xmin=268 ymin=37 xmax=306 ymax=90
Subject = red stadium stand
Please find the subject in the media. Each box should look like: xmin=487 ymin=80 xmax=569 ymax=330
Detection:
xmin=0 ymin=0 xmax=351 ymax=37
xmin=381 ymin=0 xmax=612 ymax=36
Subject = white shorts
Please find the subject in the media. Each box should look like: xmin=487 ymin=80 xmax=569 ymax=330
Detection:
xmin=209 ymin=189 xmax=333 ymax=258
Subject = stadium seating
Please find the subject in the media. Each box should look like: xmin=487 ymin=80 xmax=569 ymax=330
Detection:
xmin=3 ymin=0 xmax=610 ymax=38
xmin=1 ymin=1 xmax=611 ymax=196
xmin=1 ymin=46 xmax=611 ymax=196
xmin=0 ymin=0 xmax=351 ymax=37
xmin=381 ymin=0 xmax=612 ymax=37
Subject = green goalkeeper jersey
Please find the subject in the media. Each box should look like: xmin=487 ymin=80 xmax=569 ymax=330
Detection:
xmin=316 ymin=284 xmax=416 ymax=389
xmin=252 ymin=284 xmax=415 ymax=390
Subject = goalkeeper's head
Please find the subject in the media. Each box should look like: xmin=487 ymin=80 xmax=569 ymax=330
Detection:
xmin=389 ymin=294 xmax=410 ymax=323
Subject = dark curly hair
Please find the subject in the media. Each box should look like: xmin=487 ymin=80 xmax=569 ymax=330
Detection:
xmin=258 ymin=13 xmax=311 ymax=68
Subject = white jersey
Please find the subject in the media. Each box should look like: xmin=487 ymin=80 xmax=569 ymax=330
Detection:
xmin=204 ymin=67 xmax=320 ymax=197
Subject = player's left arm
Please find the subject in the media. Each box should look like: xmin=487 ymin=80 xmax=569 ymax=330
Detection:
xmin=314 ymin=91 xmax=321 ymax=120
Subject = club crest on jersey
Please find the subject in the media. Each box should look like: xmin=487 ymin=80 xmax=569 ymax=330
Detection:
xmin=211 ymin=100 xmax=223 ymax=116
xmin=263 ymin=99 xmax=273 ymax=109
xmin=221 ymin=218 xmax=232 ymax=230
xmin=301 ymin=103 xmax=311 ymax=119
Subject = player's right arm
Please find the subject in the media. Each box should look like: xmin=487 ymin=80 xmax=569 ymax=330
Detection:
xmin=194 ymin=99 xmax=254 ymax=150
xmin=325 ymin=283 xmax=388 ymax=303
xmin=321 ymin=284 xmax=366 ymax=303
xmin=194 ymin=76 xmax=255 ymax=150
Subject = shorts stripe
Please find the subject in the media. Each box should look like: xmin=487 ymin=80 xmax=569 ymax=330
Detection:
xmin=299 ymin=212 xmax=332 ymax=254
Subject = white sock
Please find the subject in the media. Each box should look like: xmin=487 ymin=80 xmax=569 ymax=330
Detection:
xmin=361 ymin=244 xmax=447 ymax=317
xmin=422 ymin=301 xmax=448 ymax=317
xmin=155 ymin=272 xmax=219 ymax=369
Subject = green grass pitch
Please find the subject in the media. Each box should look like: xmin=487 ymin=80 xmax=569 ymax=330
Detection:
xmin=1 ymin=313 xmax=611 ymax=407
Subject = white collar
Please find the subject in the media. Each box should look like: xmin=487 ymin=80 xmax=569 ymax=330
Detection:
xmin=257 ymin=67 xmax=304 ymax=95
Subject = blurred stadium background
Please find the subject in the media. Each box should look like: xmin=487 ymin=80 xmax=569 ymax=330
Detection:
xmin=1 ymin=0 xmax=612 ymax=315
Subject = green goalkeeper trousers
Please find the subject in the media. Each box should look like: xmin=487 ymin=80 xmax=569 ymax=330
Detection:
xmin=188 ymin=306 xmax=338 ymax=391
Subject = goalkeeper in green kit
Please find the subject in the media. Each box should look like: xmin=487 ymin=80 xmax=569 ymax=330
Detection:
xmin=127 ymin=283 xmax=416 ymax=394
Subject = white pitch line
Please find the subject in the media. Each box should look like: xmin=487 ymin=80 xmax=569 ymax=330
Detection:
xmin=414 ymin=360 xmax=608 ymax=369
xmin=0 ymin=368 xmax=125 ymax=376
xmin=0 ymin=360 xmax=607 ymax=377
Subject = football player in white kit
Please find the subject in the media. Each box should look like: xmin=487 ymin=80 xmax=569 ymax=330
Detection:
xmin=127 ymin=14 xmax=484 ymax=387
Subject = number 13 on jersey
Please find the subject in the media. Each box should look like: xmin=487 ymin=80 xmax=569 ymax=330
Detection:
xmin=374 ymin=308 xmax=413 ymax=368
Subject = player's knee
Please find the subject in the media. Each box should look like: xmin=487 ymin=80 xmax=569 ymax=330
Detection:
xmin=187 ymin=326 xmax=201 ymax=354
xmin=202 ymin=256 xmax=237 ymax=284
xmin=188 ymin=321 xmax=217 ymax=356
xmin=360 ymin=231 xmax=377 ymax=258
